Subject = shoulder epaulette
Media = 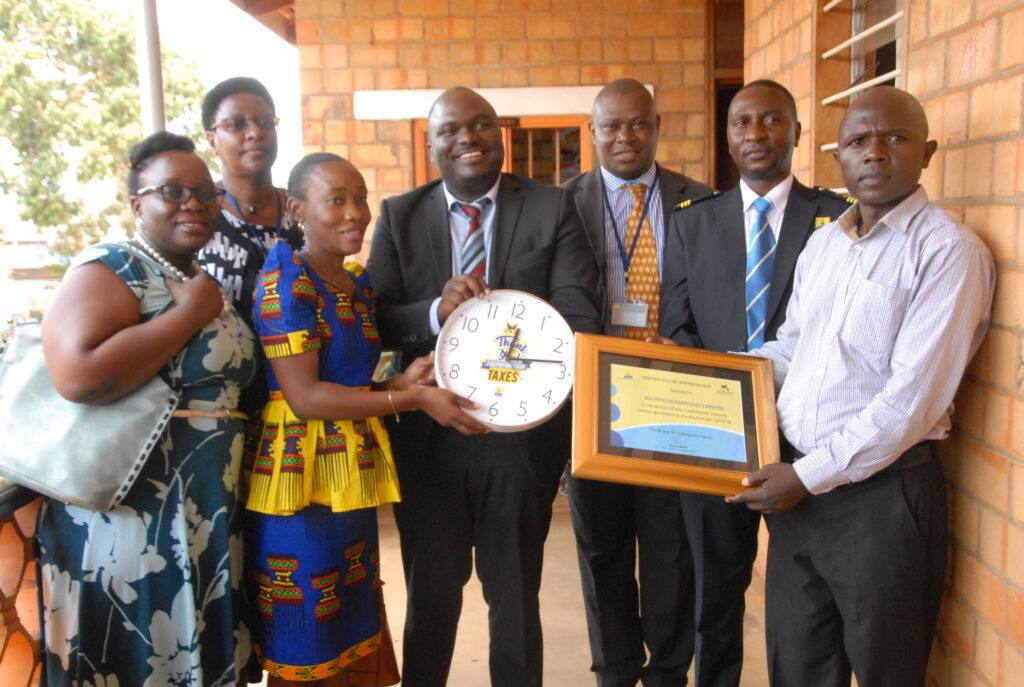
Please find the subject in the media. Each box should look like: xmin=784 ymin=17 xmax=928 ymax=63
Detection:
xmin=675 ymin=191 xmax=721 ymax=210
xmin=813 ymin=186 xmax=856 ymax=204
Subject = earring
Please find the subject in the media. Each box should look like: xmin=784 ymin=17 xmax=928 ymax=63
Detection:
xmin=135 ymin=216 xmax=144 ymax=233
xmin=297 ymin=220 xmax=306 ymax=231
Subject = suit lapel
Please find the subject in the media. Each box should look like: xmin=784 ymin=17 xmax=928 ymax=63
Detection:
xmin=578 ymin=171 xmax=606 ymax=265
xmin=766 ymin=181 xmax=815 ymax=323
xmin=489 ymin=175 xmax=523 ymax=288
xmin=426 ymin=184 xmax=453 ymax=293
xmin=658 ymin=166 xmax=688 ymax=239
xmin=715 ymin=187 xmax=748 ymax=344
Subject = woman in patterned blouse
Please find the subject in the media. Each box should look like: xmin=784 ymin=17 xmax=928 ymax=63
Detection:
xmin=244 ymin=153 xmax=487 ymax=686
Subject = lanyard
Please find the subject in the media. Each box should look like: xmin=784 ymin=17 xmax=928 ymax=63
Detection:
xmin=603 ymin=180 xmax=656 ymax=277
xmin=222 ymin=186 xmax=284 ymax=257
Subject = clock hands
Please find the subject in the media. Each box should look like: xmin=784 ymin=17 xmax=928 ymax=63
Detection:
xmin=503 ymin=325 xmax=521 ymax=361
xmin=508 ymin=357 xmax=563 ymax=364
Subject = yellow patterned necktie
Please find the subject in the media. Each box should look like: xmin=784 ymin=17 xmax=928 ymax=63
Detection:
xmin=623 ymin=183 xmax=658 ymax=340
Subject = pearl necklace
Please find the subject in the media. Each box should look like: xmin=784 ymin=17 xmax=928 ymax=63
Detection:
xmin=134 ymin=231 xmax=194 ymax=280
xmin=134 ymin=230 xmax=232 ymax=317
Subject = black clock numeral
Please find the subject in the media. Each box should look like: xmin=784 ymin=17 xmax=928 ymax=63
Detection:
xmin=510 ymin=302 xmax=526 ymax=320
xmin=488 ymin=402 xmax=499 ymax=417
xmin=517 ymin=401 xmax=528 ymax=417
xmin=542 ymin=390 xmax=554 ymax=404
xmin=466 ymin=385 xmax=477 ymax=400
xmin=540 ymin=315 xmax=548 ymax=330
xmin=552 ymin=337 xmax=564 ymax=354
xmin=447 ymin=337 xmax=459 ymax=352
xmin=486 ymin=302 xmax=498 ymax=319
xmin=461 ymin=316 xmax=479 ymax=332
xmin=556 ymin=364 xmax=566 ymax=380
xmin=448 ymin=363 xmax=460 ymax=379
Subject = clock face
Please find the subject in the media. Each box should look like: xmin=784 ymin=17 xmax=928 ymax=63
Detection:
xmin=435 ymin=290 xmax=575 ymax=432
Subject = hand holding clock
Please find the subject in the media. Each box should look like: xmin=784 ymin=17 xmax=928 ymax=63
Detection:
xmin=388 ymin=352 xmax=490 ymax=435
xmin=438 ymin=275 xmax=490 ymax=324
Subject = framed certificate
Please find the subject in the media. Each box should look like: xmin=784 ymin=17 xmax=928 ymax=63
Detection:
xmin=572 ymin=333 xmax=780 ymax=496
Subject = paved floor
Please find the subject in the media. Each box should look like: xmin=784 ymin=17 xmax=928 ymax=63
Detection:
xmin=377 ymin=493 xmax=771 ymax=686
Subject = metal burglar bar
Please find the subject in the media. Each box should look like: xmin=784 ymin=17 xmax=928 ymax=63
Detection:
xmin=0 ymin=481 xmax=41 ymax=686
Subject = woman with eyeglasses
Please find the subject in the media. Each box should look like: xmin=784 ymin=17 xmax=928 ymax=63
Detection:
xmin=198 ymin=76 xmax=288 ymax=325
xmin=36 ymin=132 xmax=255 ymax=685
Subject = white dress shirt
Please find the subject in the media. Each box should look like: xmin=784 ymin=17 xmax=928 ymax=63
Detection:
xmin=738 ymin=175 xmax=794 ymax=244
xmin=600 ymin=163 xmax=664 ymax=337
xmin=752 ymin=186 xmax=995 ymax=494
xmin=428 ymin=177 xmax=501 ymax=334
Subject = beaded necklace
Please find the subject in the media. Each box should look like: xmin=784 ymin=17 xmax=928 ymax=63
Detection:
xmin=133 ymin=230 xmax=196 ymax=280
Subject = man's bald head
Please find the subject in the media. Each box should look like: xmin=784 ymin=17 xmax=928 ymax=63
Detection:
xmin=425 ymin=86 xmax=505 ymax=201
xmin=834 ymin=86 xmax=937 ymax=232
xmin=840 ymin=86 xmax=930 ymax=141
xmin=589 ymin=79 xmax=660 ymax=179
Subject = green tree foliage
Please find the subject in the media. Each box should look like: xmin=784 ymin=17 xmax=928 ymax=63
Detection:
xmin=0 ymin=0 xmax=213 ymax=255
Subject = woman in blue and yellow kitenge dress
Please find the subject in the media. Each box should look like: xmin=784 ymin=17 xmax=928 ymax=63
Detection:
xmin=245 ymin=153 xmax=487 ymax=687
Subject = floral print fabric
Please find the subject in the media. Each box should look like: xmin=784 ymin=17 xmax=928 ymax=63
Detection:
xmin=36 ymin=243 xmax=256 ymax=686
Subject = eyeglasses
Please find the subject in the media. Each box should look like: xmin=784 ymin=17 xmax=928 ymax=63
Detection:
xmin=207 ymin=116 xmax=280 ymax=134
xmin=134 ymin=184 xmax=227 ymax=207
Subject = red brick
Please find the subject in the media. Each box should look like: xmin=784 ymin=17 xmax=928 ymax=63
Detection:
xmin=959 ymin=440 xmax=1010 ymax=511
xmin=526 ymin=40 xmax=553 ymax=64
xmin=303 ymin=121 xmax=324 ymax=145
xmin=503 ymin=41 xmax=528 ymax=64
xmin=953 ymin=551 xmax=1006 ymax=627
xmin=349 ymin=144 xmax=399 ymax=168
xmin=298 ymin=44 xmax=322 ymax=70
xmin=296 ymin=20 xmax=321 ymax=44
xmin=548 ymin=14 xmax=578 ymax=39
xmin=378 ymin=167 xmax=411 ymax=192
xmin=301 ymin=69 xmax=323 ymax=95
xmin=979 ymin=507 xmax=1009 ymax=572
xmin=937 ymin=592 xmax=975 ymax=662
xmin=553 ymin=41 xmax=580 ymax=64
xmin=951 ymin=490 xmax=980 ymax=551
xmin=974 ymin=618 xmax=1002 ymax=684
xmin=323 ymin=45 xmax=349 ymax=69
xmin=992 ymin=270 xmax=1024 ymax=329
xmin=1002 ymin=7 xmax=1024 ymax=70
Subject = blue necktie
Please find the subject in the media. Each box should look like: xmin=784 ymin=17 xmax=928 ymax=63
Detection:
xmin=746 ymin=196 xmax=776 ymax=349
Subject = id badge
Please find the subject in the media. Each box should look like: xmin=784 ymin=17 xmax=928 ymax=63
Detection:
xmin=611 ymin=300 xmax=649 ymax=328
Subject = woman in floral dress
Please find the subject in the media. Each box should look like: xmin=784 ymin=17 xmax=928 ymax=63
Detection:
xmin=36 ymin=132 xmax=254 ymax=686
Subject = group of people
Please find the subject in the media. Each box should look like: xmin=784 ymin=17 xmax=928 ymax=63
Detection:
xmin=33 ymin=70 xmax=994 ymax=687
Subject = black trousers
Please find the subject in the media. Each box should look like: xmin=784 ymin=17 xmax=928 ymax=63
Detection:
xmin=392 ymin=427 xmax=557 ymax=687
xmin=678 ymin=493 xmax=761 ymax=687
xmin=568 ymin=476 xmax=694 ymax=687
xmin=764 ymin=457 xmax=947 ymax=687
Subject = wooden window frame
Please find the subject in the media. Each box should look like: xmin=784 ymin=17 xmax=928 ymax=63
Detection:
xmin=413 ymin=114 xmax=593 ymax=187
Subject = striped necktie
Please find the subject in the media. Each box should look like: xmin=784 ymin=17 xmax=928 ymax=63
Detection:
xmin=623 ymin=183 xmax=659 ymax=340
xmin=458 ymin=200 xmax=489 ymax=277
xmin=746 ymin=196 xmax=776 ymax=349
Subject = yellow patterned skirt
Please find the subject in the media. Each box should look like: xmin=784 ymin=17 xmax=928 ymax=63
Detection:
xmin=244 ymin=390 xmax=401 ymax=515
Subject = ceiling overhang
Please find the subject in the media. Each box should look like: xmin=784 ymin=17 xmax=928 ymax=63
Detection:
xmin=228 ymin=0 xmax=295 ymax=44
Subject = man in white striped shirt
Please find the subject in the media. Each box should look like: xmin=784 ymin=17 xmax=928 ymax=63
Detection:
xmin=727 ymin=87 xmax=995 ymax=686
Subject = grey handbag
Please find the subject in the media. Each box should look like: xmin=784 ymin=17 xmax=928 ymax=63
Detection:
xmin=0 ymin=319 xmax=181 ymax=511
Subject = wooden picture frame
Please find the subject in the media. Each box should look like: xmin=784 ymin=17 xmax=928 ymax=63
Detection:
xmin=572 ymin=333 xmax=780 ymax=496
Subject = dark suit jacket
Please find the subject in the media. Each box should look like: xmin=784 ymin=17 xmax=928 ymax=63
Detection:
xmin=660 ymin=180 xmax=851 ymax=352
xmin=562 ymin=164 xmax=714 ymax=327
xmin=367 ymin=174 xmax=602 ymax=485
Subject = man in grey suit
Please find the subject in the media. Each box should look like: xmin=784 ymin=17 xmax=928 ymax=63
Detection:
xmin=367 ymin=86 xmax=601 ymax=687
xmin=562 ymin=78 xmax=712 ymax=687
xmin=659 ymin=80 xmax=851 ymax=687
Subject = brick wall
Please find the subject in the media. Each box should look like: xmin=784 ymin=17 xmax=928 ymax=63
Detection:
xmin=744 ymin=0 xmax=817 ymax=182
xmin=292 ymin=0 xmax=711 ymax=260
xmin=748 ymin=1 xmax=1024 ymax=685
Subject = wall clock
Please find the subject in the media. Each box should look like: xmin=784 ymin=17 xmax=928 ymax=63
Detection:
xmin=434 ymin=289 xmax=575 ymax=432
